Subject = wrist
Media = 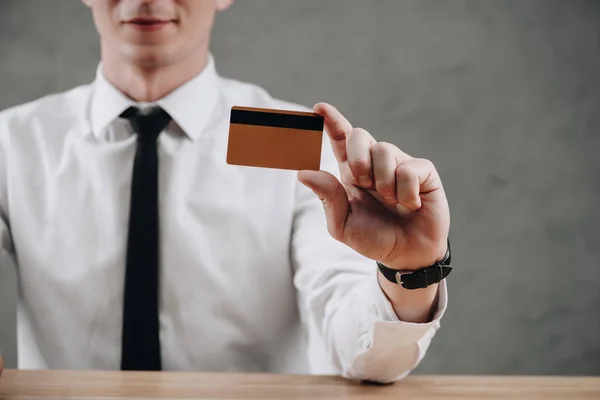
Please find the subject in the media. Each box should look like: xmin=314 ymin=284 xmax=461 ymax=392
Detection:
xmin=381 ymin=241 xmax=448 ymax=271
xmin=377 ymin=239 xmax=451 ymax=291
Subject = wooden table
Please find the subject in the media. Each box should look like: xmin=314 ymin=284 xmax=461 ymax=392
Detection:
xmin=0 ymin=369 xmax=599 ymax=399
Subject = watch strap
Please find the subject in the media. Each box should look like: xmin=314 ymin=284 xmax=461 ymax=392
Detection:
xmin=377 ymin=240 xmax=452 ymax=289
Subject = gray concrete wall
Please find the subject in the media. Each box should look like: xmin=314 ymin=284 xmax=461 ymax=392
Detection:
xmin=1 ymin=0 xmax=599 ymax=375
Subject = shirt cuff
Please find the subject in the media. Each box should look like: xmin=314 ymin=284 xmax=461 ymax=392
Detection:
xmin=345 ymin=267 xmax=448 ymax=382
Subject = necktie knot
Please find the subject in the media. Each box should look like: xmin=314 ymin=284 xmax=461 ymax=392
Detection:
xmin=120 ymin=106 xmax=171 ymax=142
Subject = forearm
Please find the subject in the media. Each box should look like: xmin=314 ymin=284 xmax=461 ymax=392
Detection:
xmin=376 ymin=240 xmax=448 ymax=323
xmin=377 ymin=273 xmax=439 ymax=323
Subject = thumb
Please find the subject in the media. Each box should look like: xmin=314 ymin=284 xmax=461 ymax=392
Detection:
xmin=297 ymin=170 xmax=349 ymax=241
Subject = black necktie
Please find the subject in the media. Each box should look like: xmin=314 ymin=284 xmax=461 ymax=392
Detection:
xmin=119 ymin=106 xmax=171 ymax=371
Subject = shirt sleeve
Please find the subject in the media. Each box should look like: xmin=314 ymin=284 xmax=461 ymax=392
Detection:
xmin=0 ymin=212 xmax=13 ymax=272
xmin=0 ymin=115 xmax=15 ymax=366
xmin=291 ymin=135 xmax=448 ymax=383
xmin=0 ymin=116 xmax=16 ymax=270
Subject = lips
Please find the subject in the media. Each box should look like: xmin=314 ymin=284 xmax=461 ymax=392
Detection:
xmin=124 ymin=17 xmax=173 ymax=31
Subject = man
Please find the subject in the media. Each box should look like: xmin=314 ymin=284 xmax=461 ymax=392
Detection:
xmin=0 ymin=0 xmax=450 ymax=383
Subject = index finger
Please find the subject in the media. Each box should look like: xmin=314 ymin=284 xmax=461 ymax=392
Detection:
xmin=314 ymin=102 xmax=352 ymax=164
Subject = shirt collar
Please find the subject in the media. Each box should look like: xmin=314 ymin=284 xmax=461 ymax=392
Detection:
xmin=90 ymin=54 xmax=220 ymax=141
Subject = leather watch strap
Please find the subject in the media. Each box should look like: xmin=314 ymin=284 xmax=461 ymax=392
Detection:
xmin=377 ymin=240 xmax=452 ymax=289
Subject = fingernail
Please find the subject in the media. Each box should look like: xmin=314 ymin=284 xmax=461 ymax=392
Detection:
xmin=359 ymin=175 xmax=372 ymax=187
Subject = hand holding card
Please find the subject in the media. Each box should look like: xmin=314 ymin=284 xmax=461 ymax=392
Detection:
xmin=226 ymin=106 xmax=324 ymax=171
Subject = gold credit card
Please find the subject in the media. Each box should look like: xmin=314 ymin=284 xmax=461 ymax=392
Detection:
xmin=226 ymin=106 xmax=324 ymax=171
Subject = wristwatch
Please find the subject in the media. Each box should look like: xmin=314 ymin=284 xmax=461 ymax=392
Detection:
xmin=377 ymin=239 xmax=452 ymax=290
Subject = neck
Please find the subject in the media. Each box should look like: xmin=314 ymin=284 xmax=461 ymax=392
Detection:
xmin=100 ymin=42 xmax=209 ymax=102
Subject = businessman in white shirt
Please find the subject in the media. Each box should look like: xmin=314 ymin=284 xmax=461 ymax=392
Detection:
xmin=0 ymin=0 xmax=451 ymax=383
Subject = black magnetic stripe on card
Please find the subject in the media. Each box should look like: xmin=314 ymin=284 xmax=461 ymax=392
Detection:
xmin=230 ymin=109 xmax=324 ymax=131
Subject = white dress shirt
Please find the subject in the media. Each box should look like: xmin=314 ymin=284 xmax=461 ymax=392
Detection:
xmin=0 ymin=55 xmax=447 ymax=383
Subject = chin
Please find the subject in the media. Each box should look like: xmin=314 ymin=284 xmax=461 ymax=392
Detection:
xmin=125 ymin=47 xmax=176 ymax=69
